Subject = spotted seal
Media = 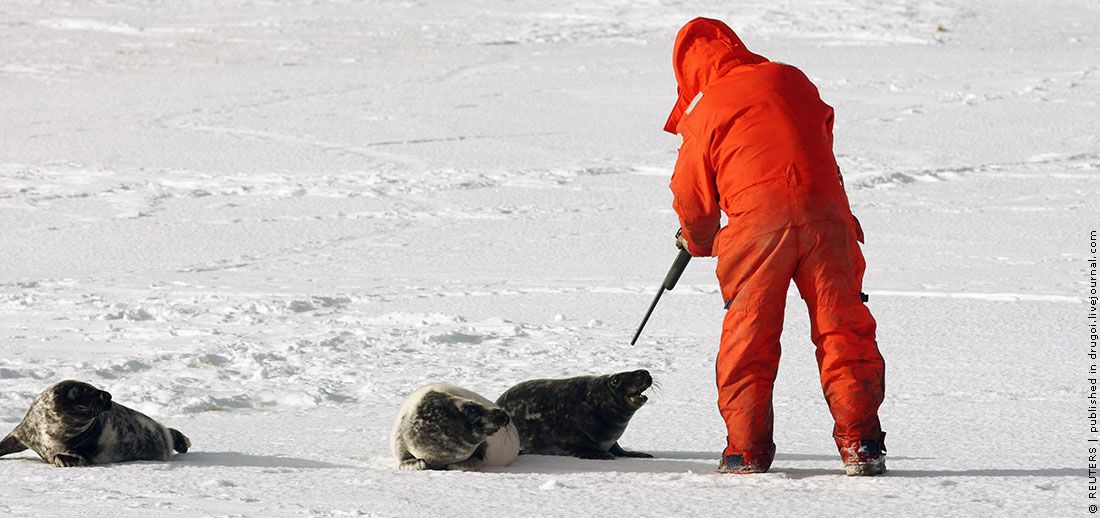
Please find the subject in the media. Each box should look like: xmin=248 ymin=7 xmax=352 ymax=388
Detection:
xmin=391 ymin=383 xmax=520 ymax=471
xmin=496 ymin=369 xmax=653 ymax=460
xmin=0 ymin=380 xmax=190 ymax=467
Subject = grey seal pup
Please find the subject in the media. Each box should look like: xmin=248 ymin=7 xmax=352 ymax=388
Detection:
xmin=391 ymin=383 xmax=519 ymax=471
xmin=496 ymin=369 xmax=653 ymax=459
xmin=0 ymin=380 xmax=190 ymax=467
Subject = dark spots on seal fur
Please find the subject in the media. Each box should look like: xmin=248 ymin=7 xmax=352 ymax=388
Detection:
xmin=0 ymin=380 xmax=189 ymax=467
xmin=404 ymin=391 xmax=508 ymax=469
xmin=496 ymin=369 xmax=654 ymax=460
xmin=413 ymin=392 xmax=481 ymax=451
xmin=391 ymin=383 xmax=516 ymax=471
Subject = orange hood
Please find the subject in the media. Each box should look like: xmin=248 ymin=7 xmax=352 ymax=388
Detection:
xmin=664 ymin=18 xmax=767 ymax=134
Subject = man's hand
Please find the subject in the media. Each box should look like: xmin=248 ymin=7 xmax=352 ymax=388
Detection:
xmin=675 ymin=228 xmax=699 ymax=256
xmin=675 ymin=228 xmax=713 ymax=257
xmin=676 ymin=232 xmax=690 ymax=252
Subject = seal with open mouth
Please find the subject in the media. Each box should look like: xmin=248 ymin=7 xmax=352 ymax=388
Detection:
xmin=496 ymin=369 xmax=653 ymax=460
xmin=0 ymin=380 xmax=190 ymax=467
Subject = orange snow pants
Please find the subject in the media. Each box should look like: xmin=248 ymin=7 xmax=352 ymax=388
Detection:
xmin=715 ymin=219 xmax=885 ymax=470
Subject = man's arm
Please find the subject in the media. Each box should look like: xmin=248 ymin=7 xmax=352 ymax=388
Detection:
xmin=669 ymin=130 xmax=721 ymax=256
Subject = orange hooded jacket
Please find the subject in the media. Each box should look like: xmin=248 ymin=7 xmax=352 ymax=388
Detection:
xmin=667 ymin=18 xmax=856 ymax=258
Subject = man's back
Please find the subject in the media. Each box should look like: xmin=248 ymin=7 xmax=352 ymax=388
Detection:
xmin=680 ymin=61 xmax=853 ymax=240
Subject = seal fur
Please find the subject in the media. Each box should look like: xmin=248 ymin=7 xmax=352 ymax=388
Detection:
xmin=496 ymin=369 xmax=653 ymax=459
xmin=391 ymin=383 xmax=519 ymax=471
xmin=0 ymin=380 xmax=190 ymax=467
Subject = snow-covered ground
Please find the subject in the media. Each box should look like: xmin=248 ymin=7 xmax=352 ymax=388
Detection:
xmin=0 ymin=0 xmax=1095 ymax=515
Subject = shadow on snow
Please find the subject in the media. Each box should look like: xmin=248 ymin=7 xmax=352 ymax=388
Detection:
xmin=492 ymin=451 xmax=1072 ymax=479
xmin=174 ymin=451 xmax=353 ymax=469
xmin=0 ymin=451 xmax=352 ymax=469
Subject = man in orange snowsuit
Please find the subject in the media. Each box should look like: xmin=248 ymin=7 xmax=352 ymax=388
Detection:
xmin=665 ymin=18 xmax=887 ymax=476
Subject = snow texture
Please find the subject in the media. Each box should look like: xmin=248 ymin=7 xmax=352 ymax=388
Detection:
xmin=0 ymin=0 xmax=1095 ymax=515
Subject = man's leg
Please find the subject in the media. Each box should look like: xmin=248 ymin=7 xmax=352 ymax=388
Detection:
xmin=792 ymin=220 xmax=886 ymax=471
xmin=715 ymin=227 xmax=799 ymax=473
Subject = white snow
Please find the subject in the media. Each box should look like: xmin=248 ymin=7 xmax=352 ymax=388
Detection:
xmin=0 ymin=0 xmax=1094 ymax=516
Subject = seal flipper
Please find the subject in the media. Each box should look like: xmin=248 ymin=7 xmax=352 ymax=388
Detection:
xmin=399 ymin=458 xmax=429 ymax=470
xmin=446 ymin=442 xmax=487 ymax=471
xmin=0 ymin=433 xmax=28 ymax=457
xmin=170 ymin=428 xmax=190 ymax=453
xmin=53 ymin=453 xmax=87 ymax=467
xmin=609 ymin=443 xmax=653 ymax=458
xmin=571 ymin=445 xmax=615 ymax=460
xmin=393 ymin=435 xmax=428 ymax=470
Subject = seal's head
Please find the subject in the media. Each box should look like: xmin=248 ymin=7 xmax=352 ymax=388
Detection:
xmin=457 ymin=399 xmax=511 ymax=437
xmin=51 ymin=380 xmax=112 ymax=417
xmin=607 ymin=369 xmax=653 ymax=410
xmin=410 ymin=390 xmax=510 ymax=464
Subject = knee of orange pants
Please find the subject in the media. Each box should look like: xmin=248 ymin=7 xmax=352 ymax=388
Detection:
xmin=717 ymin=303 xmax=785 ymax=462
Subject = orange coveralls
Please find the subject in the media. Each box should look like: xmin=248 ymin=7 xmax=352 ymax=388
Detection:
xmin=665 ymin=18 xmax=886 ymax=471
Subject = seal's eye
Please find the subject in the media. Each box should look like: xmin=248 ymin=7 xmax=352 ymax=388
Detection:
xmin=67 ymin=386 xmax=86 ymax=400
xmin=610 ymin=376 xmax=622 ymax=388
xmin=462 ymin=405 xmax=484 ymax=420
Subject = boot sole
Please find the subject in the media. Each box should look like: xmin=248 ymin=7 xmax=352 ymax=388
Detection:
xmin=716 ymin=467 xmax=769 ymax=474
xmin=845 ymin=458 xmax=887 ymax=476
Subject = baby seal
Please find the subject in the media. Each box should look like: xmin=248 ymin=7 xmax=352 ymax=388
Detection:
xmin=0 ymin=380 xmax=190 ymax=467
xmin=496 ymin=369 xmax=653 ymax=460
xmin=391 ymin=383 xmax=519 ymax=471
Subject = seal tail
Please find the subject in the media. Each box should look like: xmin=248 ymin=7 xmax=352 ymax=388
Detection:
xmin=169 ymin=428 xmax=190 ymax=454
xmin=0 ymin=433 xmax=27 ymax=457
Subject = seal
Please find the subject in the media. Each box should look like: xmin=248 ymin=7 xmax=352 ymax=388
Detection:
xmin=496 ymin=369 xmax=653 ymax=460
xmin=391 ymin=383 xmax=519 ymax=471
xmin=0 ymin=380 xmax=190 ymax=467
